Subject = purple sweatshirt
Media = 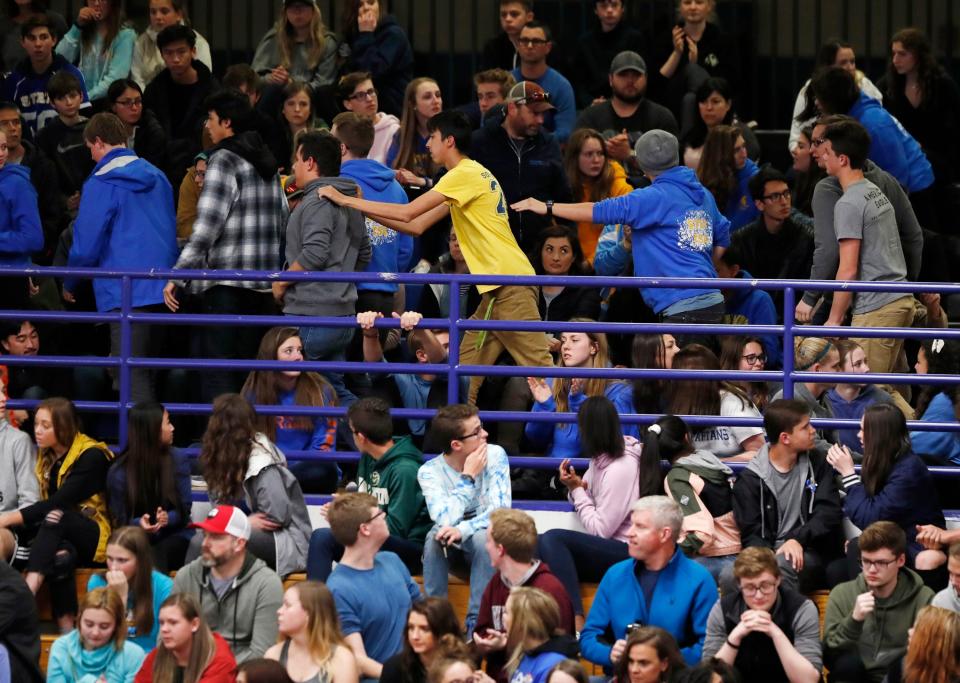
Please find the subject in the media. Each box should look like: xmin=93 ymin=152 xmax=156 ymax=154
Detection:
xmin=569 ymin=436 xmax=642 ymax=541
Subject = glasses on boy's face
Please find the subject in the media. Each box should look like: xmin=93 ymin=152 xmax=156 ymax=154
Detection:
xmin=762 ymin=191 xmax=790 ymax=203
xmin=458 ymin=423 xmax=484 ymax=441
xmin=740 ymin=581 xmax=777 ymax=596
xmin=518 ymin=37 xmax=548 ymax=47
xmin=349 ymin=88 xmax=377 ymax=101
xmin=860 ymin=557 xmax=898 ymax=571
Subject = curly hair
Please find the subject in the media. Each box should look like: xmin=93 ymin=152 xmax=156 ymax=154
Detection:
xmin=885 ymin=28 xmax=945 ymax=111
xmin=200 ymin=394 xmax=257 ymax=503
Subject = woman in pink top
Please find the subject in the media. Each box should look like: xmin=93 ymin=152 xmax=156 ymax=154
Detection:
xmin=537 ymin=396 xmax=655 ymax=630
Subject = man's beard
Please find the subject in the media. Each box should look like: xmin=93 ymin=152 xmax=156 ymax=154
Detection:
xmin=614 ymin=89 xmax=644 ymax=105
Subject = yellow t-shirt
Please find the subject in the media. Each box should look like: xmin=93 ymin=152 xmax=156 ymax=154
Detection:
xmin=433 ymin=158 xmax=534 ymax=293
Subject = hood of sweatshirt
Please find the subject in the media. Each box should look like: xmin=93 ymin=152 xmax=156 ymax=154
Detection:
xmin=0 ymin=163 xmax=32 ymax=185
xmin=372 ymin=435 xmax=423 ymax=472
xmin=592 ymin=435 xmax=642 ymax=472
xmin=212 ymin=130 xmax=278 ymax=181
xmin=245 ymin=432 xmax=286 ymax=480
xmin=341 ymin=158 xmax=399 ymax=193
xmin=526 ymin=634 xmax=581 ymax=659
xmin=745 ymin=443 xmax=813 ymax=494
xmin=728 ymin=269 xmax=755 ymax=307
xmin=653 ymin=165 xmax=708 ymax=205
xmin=675 ymin=449 xmax=733 ymax=484
xmin=89 ymin=148 xmax=159 ymax=192
xmin=310 ymin=176 xmax=361 ymax=198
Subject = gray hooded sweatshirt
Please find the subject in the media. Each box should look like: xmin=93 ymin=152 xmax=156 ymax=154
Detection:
xmin=0 ymin=417 xmax=39 ymax=512
xmin=282 ymin=176 xmax=371 ymax=316
xmin=932 ymin=584 xmax=960 ymax=613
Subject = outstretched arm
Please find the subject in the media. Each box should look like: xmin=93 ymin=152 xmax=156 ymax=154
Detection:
xmin=317 ymin=185 xmax=447 ymax=235
xmin=511 ymin=197 xmax=596 ymax=223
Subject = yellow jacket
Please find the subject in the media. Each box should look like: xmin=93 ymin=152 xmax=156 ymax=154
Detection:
xmin=577 ymin=161 xmax=633 ymax=264
xmin=36 ymin=433 xmax=114 ymax=563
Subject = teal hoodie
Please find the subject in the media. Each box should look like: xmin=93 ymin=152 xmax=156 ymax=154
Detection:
xmin=46 ymin=629 xmax=145 ymax=683
xmin=357 ymin=435 xmax=432 ymax=542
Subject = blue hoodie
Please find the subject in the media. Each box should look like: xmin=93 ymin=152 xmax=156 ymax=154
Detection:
xmin=340 ymin=158 xmax=414 ymax=293
xmin=580 ymin=550 xmax=718 ymax=667
xmin=525 ymin=380 xmax=639 ymax=458
xmin=46 ymin=629 xmax=145 ymax=683
xmin=825 ymin=385 xmax=895 ymax=452
xmin=0 ymin=164 xmax=42 ymax=267
xmin=727 ymin=158 xmax=760 ymax=231
xmin=723 ymin=269 xmax=781 ymax=369
xmin=87 ymin=569 xmax=173 ymax=652
xmin=910 ymin=392 xmax=960 ymax=465
xmin=66 ymin=148 xmax=177 ymax=312
xmin=592 ymin=166 xmax=730 ymax=314
xmin=849 ymin=91 xmax=934 ymax=193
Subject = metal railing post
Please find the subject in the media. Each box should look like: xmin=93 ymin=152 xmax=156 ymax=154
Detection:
xmin=447 ymin=274 xmax=461 ymax=405
xmin=783 ymin=287 xmax=795 ymax=400
xmin=118 ymin=276 xmax=132 ymax=449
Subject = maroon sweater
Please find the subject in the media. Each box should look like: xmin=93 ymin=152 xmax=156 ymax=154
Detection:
xmin=475 ymin=561 xmax=575 ymax=682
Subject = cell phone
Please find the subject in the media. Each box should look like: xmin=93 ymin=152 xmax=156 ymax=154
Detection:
xmin=676 ymin=19 xmax=686 ymax=29
xmin=626 ymin=622 xmax=643 ymax=636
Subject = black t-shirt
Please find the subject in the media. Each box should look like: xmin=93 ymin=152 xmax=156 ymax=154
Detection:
xmin=575 ymin=99 xmax=679 ymax=145
xmin=167 ymin=80 xmax=203 ymax=136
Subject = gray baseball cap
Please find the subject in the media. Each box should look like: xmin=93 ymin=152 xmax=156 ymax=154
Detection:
xmin=610 ymin=51 xmax=647 ymax=75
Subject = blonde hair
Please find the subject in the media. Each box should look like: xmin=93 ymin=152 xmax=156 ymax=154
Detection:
xmin=505 ymin=588 xmax=561 ymax=676
xmin=274 ymin=2 xmax=329 ymax=70
xmin=794 ymin=337 xmax=836 ymax=371
xmin=79 ymin=587 xmax=126 ymax=651
xmin=286 ymin=582 xmax=347 ymax=677
xmin=553 ymin=319 xmax=613 ymax=413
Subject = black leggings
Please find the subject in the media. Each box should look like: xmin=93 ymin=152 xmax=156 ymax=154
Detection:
xmin=24 ymin=509 xmax=101 ymax=618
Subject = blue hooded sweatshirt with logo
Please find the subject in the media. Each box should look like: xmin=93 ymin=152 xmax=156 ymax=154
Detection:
xmin=340 ymin=158 xmax=414 ymax=293
xmin=592 ymin=165 xmax=731 ymax=314
xmin=66 ymin=148 xmax=177 ymax=311
xmin=0 ymin=164 xmax=42 ymax=267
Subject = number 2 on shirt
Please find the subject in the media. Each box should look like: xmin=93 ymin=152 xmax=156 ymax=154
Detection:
xmin=490 ymin=180 xmax=506 ymax=215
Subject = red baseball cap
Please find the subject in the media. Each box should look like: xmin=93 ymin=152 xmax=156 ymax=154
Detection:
xmin=190 ymin=505 xmax=252 ymax=540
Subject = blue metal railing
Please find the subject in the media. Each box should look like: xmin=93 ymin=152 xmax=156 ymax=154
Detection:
xmin=2 ymin=265 xmax=960 ymax=475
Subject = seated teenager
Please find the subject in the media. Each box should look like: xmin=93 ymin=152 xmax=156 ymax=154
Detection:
xmin=696 ymin=124 xmax=759 ymax=231
xmin=265 ymin=581 xmax=359 ymax=683
xmin=194 ymin=394 xmax=312 ymax=576
xmin=0 ymin=397 xmax=112 ymax=633
xmin=525 ymin=327 xmax=638 ymax=459
xmin=703 ymin=547 xmax=822 ymax=683
xmin=276 ymin=80 xmax=322 ymax=173
xmin=381 ymin=598 xmax=463 ymax=683
xmin=134 ymin=592 xmax=238 ymax=682
xmin=106 ymin=402 xmax=192 ymax=572
xmin=532 ymin=225 xmax=602 ymax=324
xmin=665 ymin=344 xmax=765 ymax=462
xmin=650 ymin=415 xmax=740 ymax=583
xmin=681 ymin=78 xmax=759 ymax=170
xmin=629 ymin=333 xmax=679 ymax=415
xmin=0 ymin=375 xmax=39 ymax=563
xmin=713 ymin=247 xmax=781 ymax=369
xmin=475 ymin=508 xmax=574 ymax=682
xmin=502 ymin=588 xmax=579 ymax=683
xmin=337 ymin=70 xmax=401 ymax=165
xmin=731 ymin=399 xmax=844 ymax=593
xmin=718 ymin=335 xmax=771 ymax=412
xmin=46 ymin=586 xmax=146 ymax=682
xmin=885 ymin=605 xmax=960 ymax=683
xmin=826 ymin=403 xmax=946 ymax=586
xmin=131 ymin=0 xmax=212 ymax=89
xmin=87 ymin=526 xmax=174 ymax=652
xmin=580 ymin=496 xmax=718 ymax=668
xmin=537 ymin=396 xmax=645 ymax=630
xmin=932 ymin=544 xmax=960 ymax=613
xmin=910 ymin=338 xmax=960 ymax=465
xmin=307 ymin=397 xmax=431 ymax=581
xmin=106 ymin=77 xmax=168 ymax=171
xmin=55 ymin=0 xmax=136 ymax=103
xmin=241 ymin=326 xmax=339 ymax=493
xmin=325 ymin=492 xmax=423 ymax=680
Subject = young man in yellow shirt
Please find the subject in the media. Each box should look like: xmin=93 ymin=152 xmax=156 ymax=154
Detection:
xmin=317 ymin=110 xmax=552 ymax=404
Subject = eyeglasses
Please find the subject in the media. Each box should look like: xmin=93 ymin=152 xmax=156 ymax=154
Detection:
xmin=193 ymin=169 xmax=206 ymax=180
xmin=364 ymin=510 xmax=385 ymax=524
xmin=115 ymin=98 xmax=142 ymax=107
xmin=518 ymin=37 xmax=549 ymax=46
xmin=458 ymin=423 xmax=484 ymax=441
xmin=740 ymin=581 xmax=777 ymax=596
xmin=742 ymin=353 xmax=767 ymax=366
xmin=0 ymin=118 xmax=20 ymax=128
xmin=762 ymin=191 xmax=791 ymax=203
xmin=349 ymin=88 xmax=377 ymax=101
xmin=859 ymin=557 xmax=898 ymax=570
xmin=810 ymin=137 xmax=826 ymax=148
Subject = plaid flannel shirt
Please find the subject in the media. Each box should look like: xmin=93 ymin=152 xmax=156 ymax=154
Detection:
xmin=173 ymin=146 xmax=287 ymax=292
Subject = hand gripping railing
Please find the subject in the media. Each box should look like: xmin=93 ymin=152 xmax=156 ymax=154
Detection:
xmin=1 ymin=265 xmax=959 ymax=475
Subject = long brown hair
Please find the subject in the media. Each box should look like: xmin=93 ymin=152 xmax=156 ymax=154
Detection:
xmin=102 ymin=527 xmax=156 ymax=638
xmin=393 ymin=77 xmax=440 ymax=174
xmin=151 ymin=594 xmax=217 ymax=683
xmin=273 ymin=1 xmax=329 ymax=70
xmin=240 ymin=327 xmax=336 ymax=443
xmin=666 ymin=344 xmax=752 ymax=424
xmin=80 ymin=0 xmax=127 ymax=55
xmin=284 ymin=582 xmax=347 ymax=677
xmin=399 ymin=598 xmax=463 ymax=683
xmin=552 ymin=320 xmax=613 ymax=413
xmin=614 ymin=627 xmax=686 ymax=683
xmin=860 ymin=403 xmax=911 ymax=496
xmin=718 ymin=335 xmax=769 ymax=411
xmin=79 ymin=587 xmax=126 ymax=651
xmin=564 ymin=128 xmax=616 ymax=202
xmin=885 ymin=28 xmax=945 ymax=110
xmin=697 ymin=124 xmax=740 ymax=210
xmin=199 ymin=394 xmax=256 ymax=502
xmin=36 ymin=397 xmax=81 ymax=491
xmin=903 ymin=605 xmax=960 ymax=683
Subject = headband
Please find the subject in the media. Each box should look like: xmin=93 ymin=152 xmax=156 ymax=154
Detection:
xmin=797 ymin=341 xmax=834 ymax=371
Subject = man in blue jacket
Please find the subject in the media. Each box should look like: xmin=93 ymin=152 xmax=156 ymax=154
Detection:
xmin=512 ymin=129 xmax=730 ymax=346
xmin=580 ymin=496 xmax=718 ymax=668
xmin=65 ymin=112 xmax=177 ymax=403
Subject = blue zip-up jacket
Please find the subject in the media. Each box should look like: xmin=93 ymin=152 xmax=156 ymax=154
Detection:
xmin=88 ymin=569 xmax=173 ymax=652
xmin=825 ymin=386 xmax=895 ymax=452
xmin=910 ymin=392 xmax=960 ymax=465
xmin=525 ymin=380 xmax=639 ymax=458
xmin=723 ymin=269 xmax=781 ymax=369
xmin=726 ymin=158 xmax=760 ymax=231
xmin=66 ymin=148 xmax=177 ymax=311
xmin=0 ymin=164 xmax=42 ymax=267
xmin=340 ymin=158 xmax=414 ymax=292
xmin=849 ymin=91 xmax=934 ymax=193
xmin=839 ymin=451 xmax=944 ymax=562
xmin=580 ymin=550 xmax=718 ymax=667
xmin=592 ymin=165 xmax=730 ymax=314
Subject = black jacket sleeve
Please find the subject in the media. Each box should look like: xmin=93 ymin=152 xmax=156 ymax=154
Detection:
xmin=732 ymin=471 xmax=773 ymax=550
xmin=20 ymin=448 xmax=111 ymax=526
xmin=785 ymin=454 xmax=844 ymax=552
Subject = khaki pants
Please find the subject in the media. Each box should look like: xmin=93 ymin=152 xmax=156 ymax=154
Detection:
xmin=459 ymin=285 xmax=553 ymax=405
xmin=851 ymin=295 xmax=915 ymax=416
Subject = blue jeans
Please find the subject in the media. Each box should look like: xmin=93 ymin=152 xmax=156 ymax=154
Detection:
xmin=0 ymin=643 xmax=9 ymax=683
xmin=537 ymin=529 xmax=630 ymax=615
xmin=692 ymin=554 xmax=736 ymax=584
xmin=297 ymin=322 xmax=356 ymax=406
xmin=422 ymin=527 xmax=493 ymax=636
xmin=306 ymin=528 xmax=424 ymax=581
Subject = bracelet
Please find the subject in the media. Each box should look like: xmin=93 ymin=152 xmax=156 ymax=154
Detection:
xmin=725 ymin=637 xmax=740 ymax=649
xmin=545 ymin=200 xmax=554 ymax=220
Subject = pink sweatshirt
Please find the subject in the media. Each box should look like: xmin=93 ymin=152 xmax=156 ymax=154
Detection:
xmin=569 ymin=436 xmax=642 ymax=542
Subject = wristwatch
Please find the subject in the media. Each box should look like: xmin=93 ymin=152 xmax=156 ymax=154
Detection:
xmin=545 ymin=200 xmax=554 ymax=220
xmin=460 ymin=473 xmax=475 ymax=485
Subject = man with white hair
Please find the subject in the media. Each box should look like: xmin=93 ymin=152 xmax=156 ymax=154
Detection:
xmin=580 ymin=496 xmax=718 ymax=668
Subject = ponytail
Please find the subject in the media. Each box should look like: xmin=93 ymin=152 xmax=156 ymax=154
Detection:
xmin=639 ymin=416 xmax=694 ymax=498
